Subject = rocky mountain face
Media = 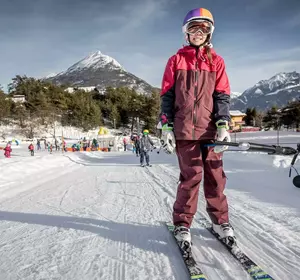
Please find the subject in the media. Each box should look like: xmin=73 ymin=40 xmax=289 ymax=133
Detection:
xmin=231 ymin=72 xmax=300 ymax=111
xmin=45 ymin=51 xmax=157 ymax=95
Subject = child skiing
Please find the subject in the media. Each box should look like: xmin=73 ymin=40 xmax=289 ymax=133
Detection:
xmin=3 ymin=142 xmax=12 ymax=158
xmin=123 ymin=137 xmax=128 ymax=151
xmin=28 ymin=143 xmax=34 ymax=156
xmin=158 ymin=8 xmax=234 ymax=249
xmin=131 ymin=134 xmax=140 ymax=157
xmin=134 ymin=136 xmax=141 ymax=157
xmin=139 ymin=130 xmax=156 ymax=167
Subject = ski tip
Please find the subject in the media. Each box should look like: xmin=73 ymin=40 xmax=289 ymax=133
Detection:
xmin=191 ymin=274 xmax=207 ymax=280
xmin=247 ymin=265 xmax=274 ymax=279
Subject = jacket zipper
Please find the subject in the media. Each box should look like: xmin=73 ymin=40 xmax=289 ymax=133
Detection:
xmin=192 ymin=48 xmax=199 ymax=140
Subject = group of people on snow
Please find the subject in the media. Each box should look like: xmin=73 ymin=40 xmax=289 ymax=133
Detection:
xmin=2 ymin=137 xmax=69 ymax=158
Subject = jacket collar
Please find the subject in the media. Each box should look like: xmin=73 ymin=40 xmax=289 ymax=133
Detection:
xmin=177 ymin=45 xmax=215 ymax=55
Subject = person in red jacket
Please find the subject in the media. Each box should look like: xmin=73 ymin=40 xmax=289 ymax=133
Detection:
xmin=158 ymin=8 xmax=234 ymax=249
xmin=123 ymin=137 xmax=128 ymax=151
xmin=28 ymin=143 xmax=34 ymax=156
xmin=4 ymin=142 xmax=12 ymax=158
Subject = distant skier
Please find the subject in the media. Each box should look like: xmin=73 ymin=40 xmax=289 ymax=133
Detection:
xmin=3 ymin=142 xmax=12 ymax=158
xmin=37 ymin=139 xmax=41 ymax=150
xmin=62 ymin=140 xmax=67 ymax=152
xmin=157 ymin=7 xmax=234 ymax=249
xmin=28 ymin=143 xmax=34 ymax=156
xmin=55 ymin=138 xmax=59 ymax=151
xmin=139 ymin=129 xmax=156 ymax=167
xmin=123 ymin=137 xmax=128 ymax=151
xmin=82 ymin=137 xmax=88 ymax=151
xmin=132 ymin=140 xmax=136 ymax=154
xmin=134 ymin=135 xmax=141 ymax=157
xmin=131 ymin=134 xmax=140 ymax=156
xmin=48 ymin=142 xmax=53 ymax=154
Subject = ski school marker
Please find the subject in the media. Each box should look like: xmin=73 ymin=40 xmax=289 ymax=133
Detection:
xmin=209 ymin=140 xmax=300 ymax=188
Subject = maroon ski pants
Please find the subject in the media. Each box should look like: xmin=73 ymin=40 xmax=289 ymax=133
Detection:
xmin=173 ymin=140 xmax=229 ymax=227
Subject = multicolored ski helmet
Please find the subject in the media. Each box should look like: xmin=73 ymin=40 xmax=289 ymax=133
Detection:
xmin=143 ymin=129 xmax=149 ymax=135
xmin=182 ymin=8 xmax=214 ymax=34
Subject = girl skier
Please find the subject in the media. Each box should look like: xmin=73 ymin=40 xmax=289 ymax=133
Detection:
xmin=158 ymin=8 xmax=234 ymax=249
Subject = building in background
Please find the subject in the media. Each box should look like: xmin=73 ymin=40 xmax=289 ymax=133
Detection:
xmin=229 ymin=110 xmax=246 ymax=131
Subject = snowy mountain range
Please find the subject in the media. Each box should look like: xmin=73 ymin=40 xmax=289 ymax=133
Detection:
xmin=45 ymin=51 xmax=299 ymax=110
xmin=231 ymin=72 xmax=300 ymax=111
xmin=45 ymin=51 xmax=157 ymax=95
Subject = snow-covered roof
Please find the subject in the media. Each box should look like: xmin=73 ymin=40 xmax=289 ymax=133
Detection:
xmin=229 ymin=110 xmax=246 ymax=116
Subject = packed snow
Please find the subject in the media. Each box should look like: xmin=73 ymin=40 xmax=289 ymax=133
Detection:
xmin=0 ymin=131 xmax=300 ymax=280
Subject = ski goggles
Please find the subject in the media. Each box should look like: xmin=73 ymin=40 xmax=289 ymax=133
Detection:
xmin=186 ymin=21 xmax=214 ymax=35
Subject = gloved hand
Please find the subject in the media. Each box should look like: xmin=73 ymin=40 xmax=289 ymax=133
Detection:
xmin=157 ymin=115 xmax=176 ymax=154
xmin=214 ymin=120 xmax=231 ymax=153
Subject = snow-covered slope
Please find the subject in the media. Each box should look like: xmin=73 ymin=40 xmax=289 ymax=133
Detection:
xmin=45 ymin=51 xmax=156 ymax=95
xmin=0 ymin=131 xmax=299 ymax=279
xmin=231 ymin=71 xmax=300 ymax=111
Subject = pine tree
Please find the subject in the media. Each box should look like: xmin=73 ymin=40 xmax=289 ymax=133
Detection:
xmin=281 ymin=100 xmax=300 ymax=129
xmin=263 ymin=106 xmax=280 ymax=129
xmin=0 ymin=89 xmax=11 ymax=124
xmin=243 ymin=107 xmax=257 ymax=126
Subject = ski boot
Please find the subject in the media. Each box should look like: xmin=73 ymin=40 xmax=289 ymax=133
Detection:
xmin=174 ymin=225 xmax=192 ymax=251
xmin=212 ymin=223 xmax=236 ymax=247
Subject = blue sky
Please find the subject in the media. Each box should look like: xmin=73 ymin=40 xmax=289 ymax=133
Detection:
xmin=1 ymin=0 xmax=300 ymax=93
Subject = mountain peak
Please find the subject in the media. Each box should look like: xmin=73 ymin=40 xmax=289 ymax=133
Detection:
xmin=65 ymin=50 xmax=125 ymax=73
xmin=91 ymin=50 xmax=102 ymax=56
xmin=44 ymin=50 xmax=155 ymax=95
xmin=256 ymin=71 xmax=300 ymax=89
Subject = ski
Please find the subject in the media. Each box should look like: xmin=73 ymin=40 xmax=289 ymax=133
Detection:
xmin=198 ymin=217 xmax=274 ymax=280
xmin=166 ymin=222 xmax=208 ymax=280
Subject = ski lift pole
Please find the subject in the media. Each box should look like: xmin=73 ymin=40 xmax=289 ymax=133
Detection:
xmin=212 ymin=140 xmax=300 ymax=188
xmin=213 ymin=140 xmax=298 ymax=155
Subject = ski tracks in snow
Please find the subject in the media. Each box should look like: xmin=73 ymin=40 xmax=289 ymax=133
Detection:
xmin=0 ymin=150 xmax=299 ymax=279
